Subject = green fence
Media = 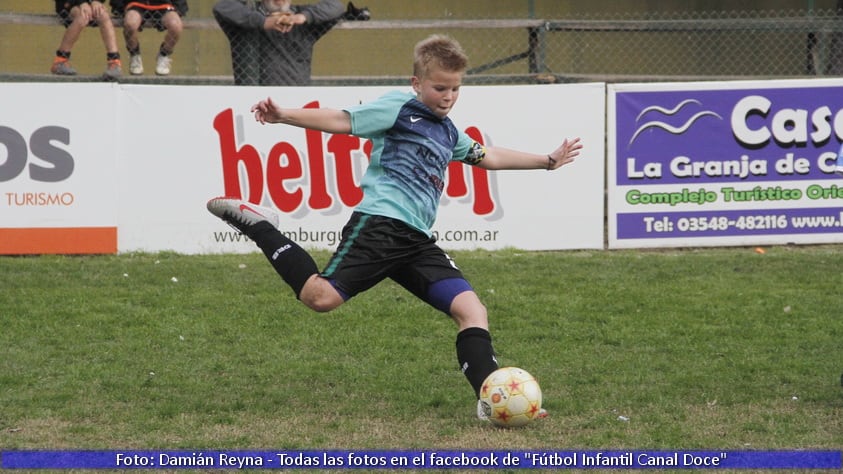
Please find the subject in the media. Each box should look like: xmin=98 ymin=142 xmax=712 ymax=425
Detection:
xmin=1 ymin=5 xmax=842 ymax=85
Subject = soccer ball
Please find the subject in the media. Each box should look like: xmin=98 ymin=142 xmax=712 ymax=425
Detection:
xmin=479 ymin=367 xmax=542 ymax=428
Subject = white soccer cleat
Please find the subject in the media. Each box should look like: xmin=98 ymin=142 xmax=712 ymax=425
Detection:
xmin=477 ymin=399 xmax=490 ymax=421
xmin=155 ymin=54 xmax=172 ymax=75
xmin=129 ymin=54 xmax=143 ymax=75
xmin=206 ymin=197 xmax=280 ymax=234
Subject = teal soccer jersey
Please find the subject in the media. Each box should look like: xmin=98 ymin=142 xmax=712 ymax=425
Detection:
xmin=345 ymin=90 xmax=484 ymax=235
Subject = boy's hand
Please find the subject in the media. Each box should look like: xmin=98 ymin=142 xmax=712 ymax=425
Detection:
xmin=251 ymin=97 xmax=284 ymax=124
xmin=90 ymin=1 xmax=107 ymax=18
xmin=547 ymin=137 xmax=583 ymax=171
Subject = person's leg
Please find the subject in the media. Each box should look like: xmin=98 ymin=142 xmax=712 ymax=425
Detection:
xmin=93 ymin=6 xmax=121 ymax=78
xmin=206 ymin=197 xmax=344 ymax=312
xmin=247 ymin=220 xmax=343 ymax=312
xmin=298 ymin=275 xmax=345 ymax=313
xmin=155 ymin=10 xmax=181 ymax=75
xmin=390 ymin=246 xmax=499 ymax=399
xmin=449 ymin=290 xmax=499 ymax=398
xmin=122 ymin=10 xmax=144 ymax=74
xmin=93 ymin=7 xmax=119 ymax=55
xmin=57 ymin=4 xmax=89 ymax=52
xmin=123 ymin=9 xmax=142 ymax=56
xmin=159 ymin=10 xmax=182 ymax=55
xmin=52 ymin=4 xmax=88 ymax=74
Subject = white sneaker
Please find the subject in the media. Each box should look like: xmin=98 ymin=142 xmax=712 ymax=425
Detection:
xmin=129 ymin=54 xmax=143 ymax=75
xmin=207 ymin=197 xmax=280 ymax=234
xmin=155 ymin=54 xmax=171 ymax=75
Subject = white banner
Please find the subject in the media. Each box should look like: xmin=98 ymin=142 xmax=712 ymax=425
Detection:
xmin=0 ymin=83 xmax=119 ymax=254
xmin=1 ymin=82 xmax=606 ymax=254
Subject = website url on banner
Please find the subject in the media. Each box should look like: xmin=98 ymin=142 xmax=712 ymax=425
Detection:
xmin=212 ymin=227 xmax=500 ymax=246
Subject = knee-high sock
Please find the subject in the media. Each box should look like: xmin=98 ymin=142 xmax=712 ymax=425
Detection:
xmin=248 ymin=221 xmax=319 ymax=298
xmin=456 ymin=327 xmax=499 ymax=398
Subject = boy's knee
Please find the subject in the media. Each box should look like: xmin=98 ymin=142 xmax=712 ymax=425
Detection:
xmin=300 ymin=293 xmax=341 ymax=313
xmin=449 ymin=291 xmax=489 ymax=330
xmin=123 ymin=12 xmax=141 ymax=29
xmin=298 ymin=277 xmax=344 ymax=313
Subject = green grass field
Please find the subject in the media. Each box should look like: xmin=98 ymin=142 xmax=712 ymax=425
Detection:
xmin=1 ymin=246 xmax=841 ymax=462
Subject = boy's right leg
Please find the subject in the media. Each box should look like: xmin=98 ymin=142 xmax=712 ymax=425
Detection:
xmin=52 ymin=5 xmax=87 ymax=75
xmin=206 ymin=197 xmax=342 ymax=311
xmin=123 ymin=9 xmax=144 ymax=75
xmin=122 ymin=10 xmax=142 ymax=53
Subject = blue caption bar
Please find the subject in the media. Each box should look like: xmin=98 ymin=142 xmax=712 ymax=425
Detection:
xmin=2 ymin=450 xmax=841 ymax=469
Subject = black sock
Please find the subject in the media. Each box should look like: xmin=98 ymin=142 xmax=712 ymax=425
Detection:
xmin=106 ymin=52 xmax=120 ymax=61
xmin=456 ymin=327 xmax=499 ymax=398
xmin=159 ymin=43 xmax=171 ymax=57
xmin=127 ymin=46 xmax=140 ymax=56
xmin=56 ymin=50 xmax=70 ymax=59
xmin=249 ymin=221 xmax=319 ymax=298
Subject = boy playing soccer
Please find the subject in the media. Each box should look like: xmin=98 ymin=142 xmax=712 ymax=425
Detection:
xmin=207 ymin=34 xmax=582 ymax=420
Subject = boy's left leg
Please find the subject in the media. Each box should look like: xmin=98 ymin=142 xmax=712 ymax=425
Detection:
xmin=160 ymin=10 xmax=183 ymax=54
xmin=156 ymin=10 xmax=182 ymax=75
xmin=449 ymin=290 xmax=499 ymax=398
xmin=52 ymin=5 xmax=88 ymax=75
xmin=122 ymin=9 xmax=143 ymax=55
xmin=390 ymin=249 xmax=499 ymax=400
xmin=94 ymin=12 xmax=122 ymax=79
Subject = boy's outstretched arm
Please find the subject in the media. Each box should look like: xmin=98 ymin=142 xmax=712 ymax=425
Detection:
xmin=479 ymin=137 xmax=583 ymax=171
xmin=251 ymin=97 xmax=352 ymax=134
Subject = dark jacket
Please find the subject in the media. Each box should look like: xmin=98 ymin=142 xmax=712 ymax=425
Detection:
xmin=213 ymin=0 xmax=345 ymax=86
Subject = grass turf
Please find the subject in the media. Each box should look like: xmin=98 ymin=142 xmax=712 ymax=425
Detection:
xmin=1 ymin=246 xmax=841 ymax=453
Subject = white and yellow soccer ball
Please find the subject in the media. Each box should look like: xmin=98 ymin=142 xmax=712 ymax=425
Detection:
xmin=479 ymin=367 xmax=543 ymax=427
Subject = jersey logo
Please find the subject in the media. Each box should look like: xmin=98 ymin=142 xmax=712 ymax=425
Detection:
xmin=409 ymin=116 xmax=423 ymax=123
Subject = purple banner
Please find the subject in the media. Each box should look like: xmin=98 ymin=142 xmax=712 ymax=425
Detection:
xmin=2 ymin=450 xmax=841 ymax=469
xmin=615 ymin=86 xmax=843 ymax=186
xmin=610 ymin=80 xmax=843 ymax=247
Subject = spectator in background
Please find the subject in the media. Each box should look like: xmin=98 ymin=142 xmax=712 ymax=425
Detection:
xmin=111 ymin=0 xmax=188 ymax=76
xmin=52 ymin=0 xmax=122 ymax=79
xmin=213 ymin=0 xmax=345 ymax=86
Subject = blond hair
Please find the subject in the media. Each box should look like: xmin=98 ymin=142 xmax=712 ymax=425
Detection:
xmin=413 ymin=35 xmax=468 ymax=78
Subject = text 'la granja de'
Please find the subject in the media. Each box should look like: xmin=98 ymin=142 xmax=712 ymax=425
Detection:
xmin=212 ymin=102 xmax=499 ymax=216
xmin=626 ymin=94 xmax=843 ymax=180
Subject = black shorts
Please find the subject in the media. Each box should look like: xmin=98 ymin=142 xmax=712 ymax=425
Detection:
xmin=322 ymin=212 xmax=468 ymax=303
xmin=127 ymin=4 xmax=177 ymax=31
xmin=56 ymin=2 xmax=99 ymax=28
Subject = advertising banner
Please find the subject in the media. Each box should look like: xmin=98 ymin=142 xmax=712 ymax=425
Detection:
xmin=118 ymin=83 xmax=606 ymax=253
xmin=0 ymin=83 xmax=119 ymax=254
xmin=608 ymin=79 xmax=843 ymax=248
xmin=1 ymin=82 xmax=604 ymax=255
